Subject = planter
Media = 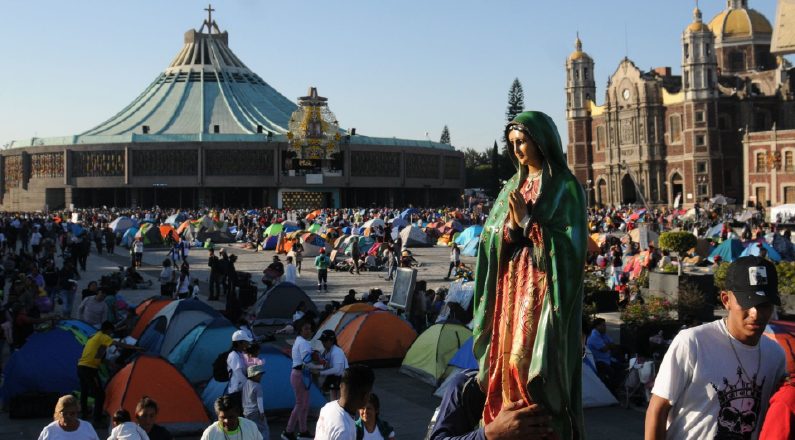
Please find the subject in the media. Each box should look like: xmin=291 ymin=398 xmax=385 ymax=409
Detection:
xmin=619 ymin=321 xmax=680 ymax=356
xmin=647 ymin=271 xmax=715 ymax=322
xmin=647 ymin=271 xmax=679 ymax=300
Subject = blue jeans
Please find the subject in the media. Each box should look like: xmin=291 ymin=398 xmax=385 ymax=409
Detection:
xmin=59 ymin=289 xmax=75 ymax=319
xmin=244 ymin=410 xmax=269 ymax=440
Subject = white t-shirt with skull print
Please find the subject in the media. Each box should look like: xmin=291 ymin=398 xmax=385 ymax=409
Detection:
xmin=652 ymin=319 xmax=786 ymax=440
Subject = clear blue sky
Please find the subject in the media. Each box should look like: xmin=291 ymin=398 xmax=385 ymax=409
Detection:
xmin=0 ymin=0 xmax=787 ymax=152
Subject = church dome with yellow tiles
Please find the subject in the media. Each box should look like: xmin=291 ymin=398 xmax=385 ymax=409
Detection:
xmin=686 ymin=7 xmax=711 ymax=33
xmin=708 ymin=0 xmax=772 ymax=40
xmin=568 ymin=35 xmax=592 ymax=61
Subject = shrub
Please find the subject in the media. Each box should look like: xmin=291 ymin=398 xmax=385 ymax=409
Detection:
xmin=678 ymin=282 xmax=707 ymax=317
xmin=620 ymin=296 xmax=676 ymax=326
xmin=777 ymin=261 xmax=795 ymax=296
xmin=713 ymin=262 xmax=730 ymax=291
xmin=659 ymin=231 xmax=698 ymax=256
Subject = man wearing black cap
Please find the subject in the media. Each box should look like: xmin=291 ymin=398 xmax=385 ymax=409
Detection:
xmin=645 ymin=256 xmax=787 ymax=440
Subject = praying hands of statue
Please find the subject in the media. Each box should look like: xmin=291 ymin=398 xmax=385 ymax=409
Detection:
xmin=508 ymin=188 xmax=529 ymax=230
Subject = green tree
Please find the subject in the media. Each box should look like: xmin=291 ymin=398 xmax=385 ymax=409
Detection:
xmin=463 ymin=148 xmax=489 ymax=169
xmin=506 ymin=78 xmax=525 ymax=123
xmin=440 ymin=125 xmax=451 ymax=144
xmin=659 ymin=231 xmax=698 ymax=275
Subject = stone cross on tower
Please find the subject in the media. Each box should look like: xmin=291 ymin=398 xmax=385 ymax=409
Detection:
xmin=205 ymin=4 xmax=215 ymax=26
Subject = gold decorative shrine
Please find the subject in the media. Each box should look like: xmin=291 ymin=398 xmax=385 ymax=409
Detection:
xmin=287 ymin=87 xmax=342 ymax=160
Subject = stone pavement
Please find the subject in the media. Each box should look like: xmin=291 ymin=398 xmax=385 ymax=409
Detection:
xmin=0 ymin=243 xmax=645 ymax=439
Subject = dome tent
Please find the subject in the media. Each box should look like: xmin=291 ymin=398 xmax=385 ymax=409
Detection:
xmin=400 ymin=322 xmax=472 ymax=386
xmin=104 ymin=355 xmax=209 ymax=435
xmin=337 ymin=311 xmax=417 ymax=365
xmin=137 ymin=299 xmax=222 ymax=356
xmin=311 ymin=303 xmax=376 ymax=351
xmin=166 ymin=317 xmax=236 ymax=384
xmin=252 ymin=282 xmax=318 ymax=325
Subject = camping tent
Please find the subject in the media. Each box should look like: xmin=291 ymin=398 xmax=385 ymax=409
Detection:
xmin=740 ymin=241 xmax=783 ymax=262
xmin=196 ymin=230 xmax=235 ymax=244
xmin=311 ymin=303 xmax=376 ymax=351
xmin=0 ymin=328 xmax=91 ymax=402
xmin=263 ymin=235 xmax=279 ymax=250
xmin=131 ymin=298 xmax=173 ymax=339
xmin=201 ymin=345 xmax=326 ymax=415
xmin=363 ymin=218 xmax=386 ymax=229
xmin=337 ymin=311 xmax=417 ymax=364
xmin=400 ymin=323 xmax=472 ymax=386
xmin=343 ymin=235 xmax=375 ymax=255
xmin=764 ymin=321 xmax=795 ymax=373
xmin=308 ymin=223 xmax=322 ymax=233
xmin=455 ymin=225 xmax=483 ymax=245
xmin=629 ymin=227 xmax=660 ymax=250
xmin=121 ymin=227 xmax=139 ymax=248
xmin=400 ymin=208 xmax=419 ymax=219
xmin=135 ymin=223 xmax=163 ymax=246
xmin=159 ymin=224 xmax=179 ymax=242
xmin=460 ymin=238 xmax=479 ymax=257
xmin=165 ymin=213 xmax=187 ymax=226
xmin=264 ymin=223 xmax=283 ymax=237
xmin=109 ymin=216 xmax=137 ymax=234
xmin=104 ymin=355 xmax=209 ymax=434
xmin=400 ymin=225 xmax=431 ymax=248
xmin=708 ymin=238 xmax=745 ymax=263
xmin=137 ymin=299 xmax=222 ymax=356
xmin=253 ymin=282 xmax=318 ymax=325
xmin=167 ymin=317 xmax=236 ymax=384
xmin=300 ymin=233 xmax=327 ymax=257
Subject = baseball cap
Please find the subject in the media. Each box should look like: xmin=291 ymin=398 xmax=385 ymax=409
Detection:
xmin=232 ymin=330 xmax=253 ymax=343
xmin=247 ymin=364 xmax=265 ymax=378
xmin=725 ymin=256 xmax=780 ymax=309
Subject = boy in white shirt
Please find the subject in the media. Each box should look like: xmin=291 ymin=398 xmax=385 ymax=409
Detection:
xmin=243 ymin=365 xmax=269 ymax=440
xmin=315 ymin=365 xmax=375 ymax=440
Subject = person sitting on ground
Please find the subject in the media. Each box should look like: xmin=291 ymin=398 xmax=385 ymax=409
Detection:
xmin=200 ymin=395 xmax=263 ymax=440
xmin=38 ymin=394 xmax=100 ymax=440
xmin=586 ymin=317 xmax=622 ymax=391
xmin=342 ymin=289 xmax=357 ymax=306
xmin=355 ymin=393 xmax=396 ymax=440
xmin=373 ymin=295 xmax=389 ymax=311
xmin=135 ymin=396 xmax=173 ymax=440
xmin=108 ymin=408 xmax=150 ymax=440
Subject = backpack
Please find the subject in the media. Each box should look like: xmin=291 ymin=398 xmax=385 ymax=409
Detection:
xmin=212 ymin=349 xmax=233 ymax=382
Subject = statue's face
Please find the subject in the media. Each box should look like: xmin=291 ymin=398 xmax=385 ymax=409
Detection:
xmin=508 ymin=129 xmax=542 ymax=168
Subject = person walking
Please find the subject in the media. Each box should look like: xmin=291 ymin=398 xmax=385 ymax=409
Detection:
xmin=201 ymin=395 xmax=263 ymax=440
xmin=314 ymin=330 xmax=349 ymax=401
xmin=645 ymin=256 xmax=787 ymax=439
xmin=444 ymin=243 xmax=460 ymax=280
xmin=315 ymin=248 xmax=330 ymax=292
xmin=159 ymin=259 xmax=176 ymax=297
xmin=227 ymin=330 xmax=253 ymax=411
xmin=349 ymin=241 xmax=361 ymax=275
xmin=283 ymin=319 xmax=314 ymax=440
xmin=243 ymin=364 xmax=270 ymax=440
xmin=284 ymin=255 xmax=298 ymax=284
xmin=135 ymin=396 xmax=173 ymax=440
xmin=37 ymin=395 xmax=100 ymax=440
xmin=132 ymin=237 xmax=144 ymax=269
xmin=77 ymin=321 xmax=141 ymax=424
xmin=385 ymin=244 xmax=397 ymax=282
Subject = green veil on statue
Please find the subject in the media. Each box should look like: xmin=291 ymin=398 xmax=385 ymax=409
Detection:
xmin=472 ymin=111 xmax=587 ymax=439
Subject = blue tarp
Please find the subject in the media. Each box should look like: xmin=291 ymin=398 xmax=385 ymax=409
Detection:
xmin=455 ymin=225 xmax=483 ymax=245
xmin=741 ymin=241 xmax=783 ymax=262
xmin=708 ymin=238 xmax=745 ymax=263
xmin=0 ymin=329 xmax=84 ymax=400
xmin=461 ymin=237 xmax=479 ymax=257
xmin=201 ymin=345 xmax=326 ymax=415
xmin=449 ymin=337 xmax=477 ymax=369
xmin=167 ymin=318 xmax=236 ymax=384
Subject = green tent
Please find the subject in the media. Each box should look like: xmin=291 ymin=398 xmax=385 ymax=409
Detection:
xmin=264 ymin=223 xmax=283 ymax=237
xmin=135 ymin=223 xmax=163 ymax=246
xmin=308 ymin=223 xmax=322 ymax=233
xmin=399 ymin=322 xmax=472 ymax=386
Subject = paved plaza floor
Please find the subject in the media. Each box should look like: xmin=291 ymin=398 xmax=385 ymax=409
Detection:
xmin=0 ymin=242 xmax=645 ymax=439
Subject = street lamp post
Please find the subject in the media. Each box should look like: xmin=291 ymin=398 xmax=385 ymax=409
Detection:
xmin=585 ymin=179 xmax=593 ymax=207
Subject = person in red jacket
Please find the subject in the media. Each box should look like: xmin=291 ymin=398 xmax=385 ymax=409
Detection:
xmin=759 ymin=378 xmax=795 ymax=440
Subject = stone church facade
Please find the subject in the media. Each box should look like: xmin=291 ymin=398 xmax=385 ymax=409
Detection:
xmin=566 ymin=0 xmax=795 ymax=208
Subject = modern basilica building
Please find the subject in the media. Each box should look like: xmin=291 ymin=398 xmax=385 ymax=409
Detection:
xmin=0 ymin=10 xmax=463 ymax=211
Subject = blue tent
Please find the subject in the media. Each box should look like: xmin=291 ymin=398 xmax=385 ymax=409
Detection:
xmin=740 ymin=241 xmax=783 ymax=262
xmin=0 ymin=329 xmax=85 ymax=401
xmin=109 ymin=216 xmax=138 ymax=234
xmin=400 ymin=208 xmax=419 ymax=219
xmin=708 ymin=238 xmax=745 ymax=263
xmin=455 ymin=225 xmax=483 ymax=245
xmin=448 ymin=337 xmax=477 ymax=369
xmin=284 ymin=224 xmax=300 ymax=233
xmin=201 ymin=345 xmax=326 ymax=415
xmin=121 ymin=226 xmax=139 ymax=247
xmin=263 ymin=235 xmax=279 ymax=250
xmin=461 ymin=237 xmax=479 ymax=257
xmin=342 ymin=226 xmax=352 ymax=235
xmin=58 ymin=319 xmax=97 ymax=344
xmin=167 ymin=317 xmax=236 ymax=384
xmin=138 ymin=300 xmax=223 ymax=357
xmin=705 ymin=223 xmax=724 ymax=238
xmin=165 ymin=212 xmax=187 ymax=226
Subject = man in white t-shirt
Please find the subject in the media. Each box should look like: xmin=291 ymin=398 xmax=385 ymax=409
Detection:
xmin=645 ymin=256 xmax=787 ymax=440
xmin=315 ymin=365 xmax=375 ymax=440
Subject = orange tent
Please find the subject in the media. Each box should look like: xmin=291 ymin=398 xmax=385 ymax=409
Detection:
xmin=336 ymin=311 xmax=417 ymax=364
xmin=587 ymin=235 xmax=600 ymax=253
xmin=104 ymin=355 xmax=209 ymax=432
xmin=131 ymin=298 xmax=172 ymax=339
xmin=159 ymin=224 xmax=179 ymax=242
xmin=176 ymin=220 xmax=192 ymax=235
xmin=306 ymin=209 xmax=322 ymax=221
